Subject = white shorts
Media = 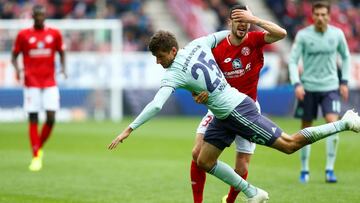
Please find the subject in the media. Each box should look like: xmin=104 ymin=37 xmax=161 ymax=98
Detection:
xmin=23 ymin=86 xmax=60 ymax=112
xmin=196 ymin=101 xmax=261 ymax=154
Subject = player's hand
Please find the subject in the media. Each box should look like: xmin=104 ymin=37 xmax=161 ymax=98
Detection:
xmin=108 ymin=127 xmax=133 ymax=150
xmin=231 ymin=6 xmax=255 ymax=24
xmin=60 ymin=69 xmax=68 ymax=79
xmin=192 ymin=91 xmax=209 ymax=104
xmin=295 ymin=85 xmax=305 ymax=101
xmin=340 ymin=84 xmax=349 ymax=102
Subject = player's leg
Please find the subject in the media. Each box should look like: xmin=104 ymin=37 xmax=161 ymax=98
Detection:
xmin=294 ymin=91 xmax=317 ymax=183
xmin=198 ymin=111 xmax=268 ymax=202
xmin=24 ymin=87 xmax=42 ymax=171
xmin=190 ymin=112 xmax=213 ymax=203
xmin=40 ymin=110 xmax=55 ymax=148
xmin=197 ymin=142 xmax=264 ymax=201
xmin=270 ymin=108 xmax=360 ymax=154
xmin=40 ymin=86 xmax=59 ymax=148
xmin=322 ymin=90 xmax=341 ymax=183
xmin=300 ymin=120 xmax=312 ymax=183
xmin=191 ymin=133 xmax=206 ymax=203
xmin=223 ymin=136 xmax=255 ymax=203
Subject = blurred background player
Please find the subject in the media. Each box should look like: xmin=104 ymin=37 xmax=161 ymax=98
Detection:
xmin=288 ymin=1 xmax=351 ymax=183
xmin=11 ymin=5 xmax=66 ymax=171
xmin=190 ymin=5 xmax=286 ymax=203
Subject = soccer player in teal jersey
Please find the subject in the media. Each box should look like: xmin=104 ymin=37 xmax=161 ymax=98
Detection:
xmin=288 ymin=1 xmax=351 ymax=183
xmin=109 ymin=10 xmax=360 ymax=203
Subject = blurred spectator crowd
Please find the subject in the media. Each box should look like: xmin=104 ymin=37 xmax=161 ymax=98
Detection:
xmin=0 ymin=0 xmax=153 ymax=52
xmin=266 ymin=0 xmax=360 ymax=52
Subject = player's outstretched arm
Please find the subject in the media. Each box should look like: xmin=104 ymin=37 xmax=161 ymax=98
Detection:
xmin=108 ymin=127 xmax=133 ymax=150
xmin=107 ymin=86 xmax=174 ymax=150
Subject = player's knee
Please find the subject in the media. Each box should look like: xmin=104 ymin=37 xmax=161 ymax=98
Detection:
xmin=234 ymin=166 xmax=248 ymax=176
xmin=196 ymin=157 xmax=214 ymax=171
xmin=192 ymin=146 xmax=201 ymax=161
xmin=29 ymin=113 xmax=38 ymax=123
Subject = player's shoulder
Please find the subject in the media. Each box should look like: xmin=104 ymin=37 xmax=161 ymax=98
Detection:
xmin=297 ymin=25 xmax=313 ymax=36
xmin=18 ymin=27 xmax=32 ymax=35
xmin=328 ymin=24 xmax=344 ymax=35
xmin=45 ymin=26 xmax=62 ymax=35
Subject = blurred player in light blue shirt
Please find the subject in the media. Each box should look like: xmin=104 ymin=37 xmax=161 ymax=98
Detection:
xmin=288 ymin=1 xmax=351 ymax=184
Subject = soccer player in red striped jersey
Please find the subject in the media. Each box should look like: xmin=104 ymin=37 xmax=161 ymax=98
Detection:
xmin=11 ymin=5 xmax=66 ymax=171
xmin=190 ymin=5 xmax=286 ymax=203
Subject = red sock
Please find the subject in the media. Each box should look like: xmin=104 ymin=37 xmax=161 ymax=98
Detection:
xmin=40 ymin=123 xmax=54 ymax=148
xmin=190 ymin=160 xmax=206 ymax=203
xmin=29 ymin=122 xmax=40 ymax=157
xmin=226 ymin=171 xmax=248 ymax=203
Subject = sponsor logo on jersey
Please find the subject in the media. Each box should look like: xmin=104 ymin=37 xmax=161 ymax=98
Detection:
xmin=45 ymin=35 xmax=54 ymax=43
xmin=232 ymin=58 xmax=242 ymax=69
xmin=224 ymin=58 xmax=232 ymax=63
xmin=241 ymin=47 xmax=250 ymax=56
xmin=29 ymin=37 xmax=36 ymax=44
xmin=37 ymin=41 xmax=45 ymax=49
xmin=29 ymin=48 xmax=51 ymax=57
xmin=272 ymin=127 xmax=277 ymax=133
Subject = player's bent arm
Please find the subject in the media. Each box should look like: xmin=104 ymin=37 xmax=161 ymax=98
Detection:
xmin=129 ymin=86 xmax=174 ymax=130
xmin=231 ymin=8 xmax=286 ymax=43
xmin=253 ymin=18 xmax=287 ymax=43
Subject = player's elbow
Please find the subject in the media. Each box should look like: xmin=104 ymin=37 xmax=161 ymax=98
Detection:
xmin=278 ymin=28 xmax=287 ymax=39
xmin=153 ymin=104 xmax=163 ymax=112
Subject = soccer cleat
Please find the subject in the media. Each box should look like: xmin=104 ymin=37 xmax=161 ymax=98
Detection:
xmin=247 ymin=188 xmax=269 ymax=203
xmin=28 ymin=157 xmax=42 ymax=171
xmin=341 ymin=110 xmax=360 ymax=133
xmin=325 ymin=170 xmax=337 ymax=183
xmin=299 ymin=171 xmax=309 ymax=183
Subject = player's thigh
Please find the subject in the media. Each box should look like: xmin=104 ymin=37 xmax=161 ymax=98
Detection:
xmin=203 ymin=117 xmax=236 ymax=151
xmin=294 ymin=91 xmax=318 ymax=121
xmin=234 ymin=136 xmax=256 ymax=154
xmin=23 ymin=87 xmax=41 ymax=113
xmin=42 ymin=86 xmax=60 ymax=111
xmin=321 ymin=90 xmax=341 ymax=121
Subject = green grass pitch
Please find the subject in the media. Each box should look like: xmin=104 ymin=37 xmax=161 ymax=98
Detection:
xmin=0 ymin=117 xmax=359 ymax=203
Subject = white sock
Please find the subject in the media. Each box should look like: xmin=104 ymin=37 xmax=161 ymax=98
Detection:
xmin=300 ymin=145 xmax=311 ymax=172
xmin=326 ymin=134 xmax=339 ymax=170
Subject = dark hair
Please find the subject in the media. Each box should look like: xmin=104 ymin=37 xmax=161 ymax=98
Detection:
xmin=32 ymin=5 xmax=46 ymax=15
xmin=148 ymin=30 xmax=179 ymax=54
xmin=229 ymin=4 xmax=247 ymax=19
xmin=312 ymin=1 xmax=331 ymax=13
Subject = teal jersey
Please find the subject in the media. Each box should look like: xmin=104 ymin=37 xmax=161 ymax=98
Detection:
xmin=161 ymin=32 xmax=245 ymax=118
xmin=129 ymin=31 xmax=247 ymax=130
xmin=288 ymin=25 xmax=350 ymax=91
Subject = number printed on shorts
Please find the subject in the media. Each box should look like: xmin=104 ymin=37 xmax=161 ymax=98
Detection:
xmin=249 ymin=135 xmax=266 ymax=145
xmin=191 ymin=51 xmax=223 ymax=93
xmin=201 ymin=115 xmax=213 ymax=127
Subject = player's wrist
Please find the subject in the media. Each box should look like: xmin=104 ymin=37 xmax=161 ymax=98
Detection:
xmin=294 ymin=82 xmax=302 ymax=88
xmin=340 ymin=80 xmax=348 ymax=86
